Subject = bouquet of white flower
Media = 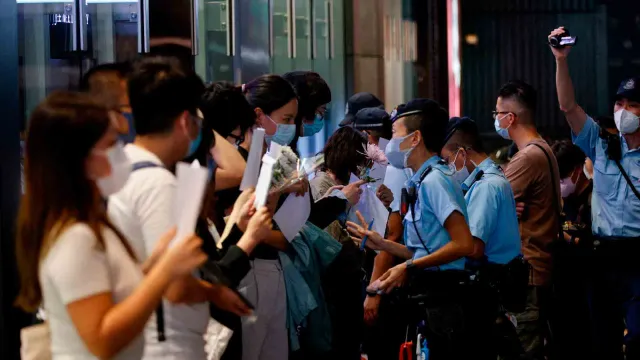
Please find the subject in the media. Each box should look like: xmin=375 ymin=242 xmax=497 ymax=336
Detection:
xmin=269 ymin=146 xmax=323 ymax=194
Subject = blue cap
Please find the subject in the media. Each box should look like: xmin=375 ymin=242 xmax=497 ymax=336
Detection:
xmin=616 ymin=77 xmax=640 ymax=103
xmin=390 ymin=98 xmax=448 ymax=124
xmin=354 ymin=107 xmax=390 ymax=129
xmin=444 ymin=116 xmax=478 ymax=145
xmin=339 ymin=92 xmax=384 ymax=127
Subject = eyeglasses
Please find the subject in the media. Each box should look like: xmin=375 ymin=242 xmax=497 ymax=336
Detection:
xmin=492 ymin=111 xmax=513 ymax=120
xmin=228 ymin=133 xmax=244 ymax=145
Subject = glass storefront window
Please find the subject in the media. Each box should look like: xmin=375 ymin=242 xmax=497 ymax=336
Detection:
xmin=293 ymin=0 xmax=310 ymax=70
xmin=270 ymin=0 xmax=292 ymax=73
xmin=18 ymin=0 xmax=142 ymax=123
xmin=313 ymin=0 xmax=330 ymax=60
xmin=195 ymin=0 xmax=234 ymax=82
xmin=18 ymin=2 xmax=80 ymax=121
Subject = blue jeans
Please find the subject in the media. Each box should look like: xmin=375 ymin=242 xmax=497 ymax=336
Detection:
xmin=587 ymin=266 xmax=640 ymax=360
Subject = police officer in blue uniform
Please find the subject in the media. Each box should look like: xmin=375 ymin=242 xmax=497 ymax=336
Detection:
xmin=551 ymin=25 xmax=640 ymax=359
xmin=442 ymin=116 xmax=525 ymax=359
xmin=347 ymin=99 xmax=495 ymax=359
xmin=441 ymin=116 xmax=521 ymax=266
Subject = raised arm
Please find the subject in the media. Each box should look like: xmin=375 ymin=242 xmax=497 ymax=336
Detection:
xmin=211 ymin=130 xmax=246 ymax=190
xmin=549 ymin=27 xmax=588 ymax=135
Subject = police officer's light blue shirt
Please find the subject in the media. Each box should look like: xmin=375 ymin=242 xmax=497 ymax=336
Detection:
xmin=573 ymin=115 xmax=640 ymax=238
xmin=461 ymin=158 xmax=521 ymax=264
xmin=404 ymin=156 xmax=469 ymax=270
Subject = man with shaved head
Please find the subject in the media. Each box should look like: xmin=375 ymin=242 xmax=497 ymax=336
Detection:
xmin=494 ymin=80 xmax=561 ymax=359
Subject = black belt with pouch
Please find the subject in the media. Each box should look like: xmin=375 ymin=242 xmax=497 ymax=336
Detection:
xmin=589 ymin=236 xmax=640 ymax=268
xmin=476 ymin=256 xmax=530 ymax=314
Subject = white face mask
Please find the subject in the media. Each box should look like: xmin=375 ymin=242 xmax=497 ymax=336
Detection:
xmin=614 ymin=108 xmax=640 ymax=135
xmin=449 ymin=149 xmax=470 ymax=184
xmin=560 ymin=177 xmax=577 ymax=198
xmin=583 ymin=163 xmax=593 ymax=180
xmin=385 ymin=132 xmax=416 ymax=169
xmin=95 ymin=142 xmax=131 ymax=197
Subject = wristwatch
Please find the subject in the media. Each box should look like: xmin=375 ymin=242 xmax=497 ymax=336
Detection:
xmin=365 ymin=290 xmax=380 ymax=297
xmin=405 ymin=259 xmax=417 ymax=276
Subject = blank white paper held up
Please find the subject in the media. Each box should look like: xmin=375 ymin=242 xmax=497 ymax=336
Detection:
xmin=253 ymin=142 xmax=282 ymax=209
xmin=173 ymin=160 xmax=209 ymax=245
xmin=239 ymin=128 xmax=265 ymax=190
xmin=273 ymin=192 xmax=311 ymax=242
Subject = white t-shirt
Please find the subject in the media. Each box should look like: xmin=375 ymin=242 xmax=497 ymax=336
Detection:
xmin=108 ymin=144 xmax=208 ymax=360
xmin=40 ymin=223 xmax=144 ymax=360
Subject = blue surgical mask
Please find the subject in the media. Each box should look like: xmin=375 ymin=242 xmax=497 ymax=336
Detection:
xmin=187 ymin=130 xmax=202 ymax=157
xmin=264 ymin=115 xmax=296 ymax=146
xmin=494 ymin=115 xmax=511 ymax=140
xmin=385 ymin=132 xmax=415 ymax=169
xmin=119 ymin=112 xmax=136 ymax=144
xmin=302 ymin=114 xmax=324 ymax=137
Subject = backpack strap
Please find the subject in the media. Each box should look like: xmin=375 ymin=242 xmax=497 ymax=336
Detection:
xmin=131 ymin=161 xmax=162 ymax=172
xmin=130 ymin=161 xmax=166 ymax=342
xmin=527 ymin=143 xmax=564 ymax=242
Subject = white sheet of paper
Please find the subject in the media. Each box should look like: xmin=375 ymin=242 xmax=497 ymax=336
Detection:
xmin=346 ymin=185 xmax=389 ymax=237
xmin=240 ymin=128 xmax=265 ymax=190
xmin=349 ymin=173 xmax=360 ymax=185
xmin=273 ymin=192 xmax=311 ymax=242
xmin=346 ymin=174 xmax=389 ymax=235
xmin=365 ymin=187 xmax=390 ymax=236
xmin=384 ymin=165 xmax=412 ymax=212
xmin=369 ymin=163 xmax=387 ymax=189
xmin=173 ymin=160 xmax=209 ymax=246
xmin=268 ymin=141 xmax=283 ymax=159
xmin=254 ymin=155 xmax=276 ymax=209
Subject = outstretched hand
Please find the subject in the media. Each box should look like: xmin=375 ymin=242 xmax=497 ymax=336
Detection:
xmin=346 ymin=210 xmax=385 ymax=251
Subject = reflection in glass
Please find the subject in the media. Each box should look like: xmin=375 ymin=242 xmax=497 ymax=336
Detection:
xmin=293 ymin=0 xmax=310 ymax=69
xmin=196 ymin=0 xmax=234 ymax=82
xmin=18 ymin=0 xmax=141 ymax=125
xmin=86 ymin=2 xmax=140 ymax=65
xmin=270 ymin=0 xmax=292 ymax=73
xmin=19 ymin=2 xmax=80 ymax=122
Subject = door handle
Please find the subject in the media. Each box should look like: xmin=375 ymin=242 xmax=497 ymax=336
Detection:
xmin=190 ymin=0 xmax=199 ymax=55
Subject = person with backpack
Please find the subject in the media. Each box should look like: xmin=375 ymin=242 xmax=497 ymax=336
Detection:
xmin=108 ymin=56 xmax=268 ymax=360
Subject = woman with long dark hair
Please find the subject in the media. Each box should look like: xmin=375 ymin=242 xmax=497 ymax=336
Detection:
xmin=15 ymin=92 xmax=207 ymax=359
xmin=309 ymin=127 xmax=368 ymax=360
xmin=282 ymin=71 xmax=332 ymax=142
xmin=190 ymin=81 xmax=260 ymax=360
xmin=235 ymin=74 xmax=299 ymax=360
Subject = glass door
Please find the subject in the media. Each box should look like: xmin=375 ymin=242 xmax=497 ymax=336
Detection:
xmin=17 ymin=0 xmax=143 ymax=123
xmin=18 ymin=0 xmax=84 ymax=121
xmin=195 ymin=0 xmax=235 ymax=82
xmin=270 ymin=0 xmax=292 ymax=73
xmin=292 ymin=0 xmax=311 ymax=70
xmin=85 ymin=0 xmax=142 ymax=66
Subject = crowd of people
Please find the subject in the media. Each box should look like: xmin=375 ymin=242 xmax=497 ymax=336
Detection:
xmin=12 ymin=26 xmax=640 ymax=360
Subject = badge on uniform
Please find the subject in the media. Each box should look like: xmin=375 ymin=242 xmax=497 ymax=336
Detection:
xmin=624 ymin=79 xmax=635 ymax=90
